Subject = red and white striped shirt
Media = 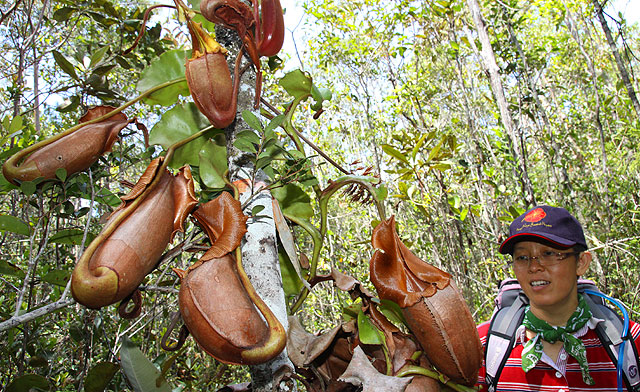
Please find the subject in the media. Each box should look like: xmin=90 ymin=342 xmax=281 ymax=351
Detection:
xmin=476 ymin=318 xmax=640 ymax=391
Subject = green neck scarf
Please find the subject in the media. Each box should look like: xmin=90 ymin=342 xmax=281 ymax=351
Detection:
xmin=521 ymin=295 xmax=594 ymax=385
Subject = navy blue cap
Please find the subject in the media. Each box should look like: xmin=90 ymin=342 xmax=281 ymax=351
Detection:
xmin=499 ymin=205 xmax=587 ymax=255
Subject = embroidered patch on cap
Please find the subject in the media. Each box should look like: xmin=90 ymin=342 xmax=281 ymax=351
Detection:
xmin=523 ymin=208 xmax=546 ymax=223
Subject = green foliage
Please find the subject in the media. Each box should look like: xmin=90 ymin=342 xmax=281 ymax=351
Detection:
xmin=120 ymin=338 xmax=172 ymax=392
xmin=136 ymin=49 xmax=191 ymax=106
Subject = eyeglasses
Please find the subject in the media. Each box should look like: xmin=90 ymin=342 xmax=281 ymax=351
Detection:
xmin=510 ymin=251 xmax=581 ymax=269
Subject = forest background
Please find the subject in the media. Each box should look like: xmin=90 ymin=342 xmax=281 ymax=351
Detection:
xmin=1 ymin=0 xmax=639 ymax=390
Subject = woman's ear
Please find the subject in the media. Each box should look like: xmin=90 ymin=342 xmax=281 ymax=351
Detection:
xmin=576 ymin=251 xmax=592 ymax=276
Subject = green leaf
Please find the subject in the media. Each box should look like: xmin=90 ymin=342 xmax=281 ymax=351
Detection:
xmin=136 ymin=49 xmax=190 ymax=106
xmin=233 ymin=131 xmax=259 ymax=153
xmin=52 ymin=6 xmax=78 ymax=21
xmin=378 ymin=299 xmax=407 ymax=327
xmin=9 ymin=115 xmax=23 ymax=133
xmin=373 ymin=184 xmax=388 ymax=202
xmin=357 ymin=309 xmax=384 ymax=345
xmin=84 ymin=362 xmax=120 ymax=392
xmin=0 ymin=260 xmax=26 ymax=278
xmin=94 ymin=188 xmax=121 ymax=207
xmin=5 ymin=374 xmax=50 ymax=392
xmin=120 ymin=338 xmax=172 ymax=392
xmin=0 ymin=214 xmax=30 ymax=236
xmin=149 ymin=102 xmax=214 ymax=168
xmin=251 ymin=205 xmax=265 ymax=215
xmin=49 ymin=229 xmax=95 ymax=245
xmin=271 ymin=184 xmax=314 ymax=221
xmin=264 ymin=114 xmax=285 ymax=133
xmin=459 ymin=207 xmax=469 ymax=222
xmin=53 ymin=51 xmax=78 ymax=80
xmin=279 ymin=69 xmax=313 ymax=100
xmin=89 ymin=45 xmax=110 ymax=69
xmin=381 ymin=144 xmax=409 ymax=165
xmin=55 ymin=168 xmax=67 ymax=182
xmin=56 ymin=95 xmax=81 ymax=113
xmin=427 ymin=139 xmax=443 ymax=161
xmin=278 ymin=247 xmax=304 ymax=298
xmin=198 ymin=134 xmax=228 ymax=190
xmin=242 ymin=110 xmax=263 ymax=131
xmin=236 ymin=130 xmax=261 ymax=145
xmin=310 ymin=85 xmax=332 ymax=111
xmin=41 ymin=269 xmax=71 ymax=287
xmin=20 ymin=181 xmax=36 ymax=196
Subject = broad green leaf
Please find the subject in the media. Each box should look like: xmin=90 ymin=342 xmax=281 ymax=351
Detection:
xmin=342 ymin=300 xmax=361 ymax=322
xmin=94 ymin=188 xmax=121 ymax=207
xmin=242 ymin=110 xmax=263 ymax=131
xmin=264 ymin=114 xmax=285 ymax=133
xmin=373 ymin=184 xmax=388 ymax=202
xmin=279 ymin=69 xmax=313 ymax=100
xmin=411 ymin=133 xmax=427 ymax=160
xmin=459 ymin=207 xmax=469 ymax=222
xmin=9 ymin=115 xmax=23 ymax=133
xmin=381 ymin=144 xmax=409 ymax=165
xmin=89 ymin=45 xmax=110 ymax=68
xmin=5 ymin=374 xmax=50 ymax=392
xmin=0 ymin=260 xmax=26 ymax=278
xmin=271 ymin=184 xmax=314 ymax=221
xmin=278 ymin=247 xmax=304 ymax=298
xmin=49 ymin=229 xmax=95 ymax=245
xmin=236 ymin=130 xmax=261 ymax=146
xmin=311 ymin=85 xmax=332 ymax=111
xmin=55 ymin=168 xmax=67 ymax=182
xmin=136 ymin=49 xmax=190 ymax=106
xmin=89 ymin=45 xmax=110 ymax=69
xmin=427 ymin=139 xmax=443 ymax=161
xmin=357 ymin=309 xmax=384 ymax=345
xmin=53 ymin=51 xmax=78 ymax=80
xmin=378 ymin=299 xmax=407 ymax=327
xmin=251 ymin=205 xmax=265 ymax=215
xmin=20 ymin=181 xmax=36 ymax=196
xmin=52 ymin=6 xmax=78 ymax=21
xmin=41 ymin=270 xmax=71 ymax=287
xmin=84 ymin=362 xmax=120 ymax=392
xmin=120 ymin=338 xmax=172 ymax=392
xmin=149 ymin=102 xmax=214 ymax=168
xmin=198 ymin=134 xmax=228 ymax=190
xmin=233 ymin=131 xmax=260 ymax=154
xmin=0 ymin=214 xmax=30 ymax=236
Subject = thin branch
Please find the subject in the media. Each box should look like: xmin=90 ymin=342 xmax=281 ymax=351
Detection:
xmin=0 ymin=0 xmax=24 ymax=25
xmin=260 ymin=97 xmax=350 ymax=174
xmin=0 ymin=297 xmax=76 ymax=333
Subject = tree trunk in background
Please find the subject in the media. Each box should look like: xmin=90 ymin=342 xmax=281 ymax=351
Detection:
xmin=216 ymin=25 xmax=294 ymax=392
xmin=592 ymin=0 xmax=640 ymax=117
xmin=564 ymin=4 xmax=612 ymax=228
xmin=501 ymin=7 xmax=571 ymax=202
xmin=465 ymin=0 xmax=537 ymax=207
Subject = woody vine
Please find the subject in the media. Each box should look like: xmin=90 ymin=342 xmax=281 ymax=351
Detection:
xmin=1 ymin=0 xmax=483 ymax=391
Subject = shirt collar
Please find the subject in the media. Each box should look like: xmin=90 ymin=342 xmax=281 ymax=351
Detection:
xmin=515 ymin=315 xmax=605 ymax=345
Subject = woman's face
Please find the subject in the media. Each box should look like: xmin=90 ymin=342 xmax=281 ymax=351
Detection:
xmin=512 ymin=241 xmax=591 ymax=322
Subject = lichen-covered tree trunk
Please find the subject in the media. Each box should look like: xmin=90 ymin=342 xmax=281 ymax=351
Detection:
xmin=216 ymin=24 xmax=294 ymax=392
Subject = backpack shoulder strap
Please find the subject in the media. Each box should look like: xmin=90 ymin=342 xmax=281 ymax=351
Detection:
xmin=484 ymin=293 xmax=527 ymax=392
xmin=583 ymin=293 xmax=640 ymax=392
